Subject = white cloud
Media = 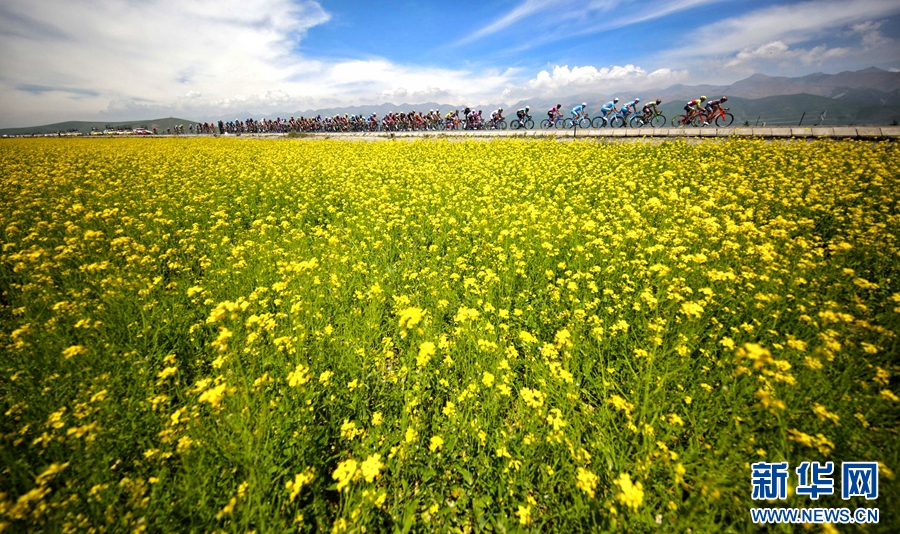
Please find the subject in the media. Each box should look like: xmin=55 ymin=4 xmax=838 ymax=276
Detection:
xmin=725 ymin=41 xmax=851 ymax=68
xmin=670 ymin=0 xmax=900 ymax=61
xmin=0 ymin=0 xmax=335 ymax=125
xmin=459 ymin=0 xmax=727 ymax=51
xmin=458 ymin=0 xmax=563 ymax=44
xmin=849 ymin=20 xmax=891 ymax=49
xmin=511 ymin=64 xmax=687 ymax=100
xmin=0 ymin=0 xmax=529 ymax=125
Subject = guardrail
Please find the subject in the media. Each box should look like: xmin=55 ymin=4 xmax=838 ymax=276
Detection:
xmin=11 ymin=126 xmax=898 ymax=140
xmin=334 ymin=126 xmax=900 ymax=140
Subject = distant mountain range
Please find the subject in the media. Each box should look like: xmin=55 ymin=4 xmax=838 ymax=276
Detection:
xmin=2 ymin=67 xmax=899 ymax=135
xmin=0 ymin=117 xmax=195 ymax=137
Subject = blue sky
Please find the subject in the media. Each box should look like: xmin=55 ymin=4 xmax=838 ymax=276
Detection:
xmin=1 ymin=0 xmax=899 ymax=126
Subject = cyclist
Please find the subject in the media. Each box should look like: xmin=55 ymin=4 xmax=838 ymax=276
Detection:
xmin=620 ymin=98 xmax=640 ymax=119
xmin=468 ymin=109 xmax=480 ymax=129
xmin=703 ymin=96 xmax=728 ymax=122
xmin=447 ymin=110 xmax=461 ymax=129
xmin=600 ymin=98 xmax=619 ymax=119
xmin=490 ymin=108 xmax=504 ymax=128
xmin=641 ymin=99 xmax=662 ymax=121
xmin=516 ymin=106 xmax=531 ymax=122
xmin=685 ymin=96 xmax=707 ymax=124
xmin=571 ymin=102 xmax=588 ymax=121
xmin=548 ymin=103 xmax=562 ymax=124
xmin=463 ymin=107 xmax=474 ymax=129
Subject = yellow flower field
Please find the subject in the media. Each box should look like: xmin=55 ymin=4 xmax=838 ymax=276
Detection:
xmin=1 ymin=137 xmax=898 ymax=532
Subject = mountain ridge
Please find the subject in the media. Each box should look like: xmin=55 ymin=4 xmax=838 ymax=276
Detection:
xmin=3 ymin=67 xmax=899 ymax=134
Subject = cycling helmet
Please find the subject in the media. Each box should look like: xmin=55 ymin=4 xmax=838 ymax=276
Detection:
xmin=656 ymin=99 xmax=662 ymax=104
xmin=525 ymin=106 xmax=529 ymax=111
xmin=613 ymin=98 xmax=618 ymax=103
xmin=582 ymin=102 xmax=587 ymax=107
xmin=700 ymin=96 xmax=707 ymax=101
xmin=557 ymin=104 xmax=562 ymax=109
xmin=721 ymin=96 xmax=728 ymax=101
xmin=635 ymin=98 xmax=640 ymax=103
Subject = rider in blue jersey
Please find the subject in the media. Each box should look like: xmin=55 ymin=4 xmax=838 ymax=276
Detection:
xmin=601 ymin=98 xmax=619 ymax=118
xmin=620 ymin=98 xmax=640 ymax=118
xmin=571 ymin=102 xmax=587 ymax=119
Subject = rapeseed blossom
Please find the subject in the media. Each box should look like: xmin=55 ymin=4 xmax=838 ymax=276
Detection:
xmin=520 ymin=388 xmax=545 ymax=409
xmin=359 ymin=454 xmax=384 ymax=482
xmin=333 ymin=459 xmax=358 ymax=491
xmin=286 ymin=468 xmax=315 ymax=502
xmin=576 ymin=467 xmax=599 ymax=498
xmin=2 ymin=137 xmax=897 ymax=533
xmin=616 ymin=473 xmax=644 ymax=512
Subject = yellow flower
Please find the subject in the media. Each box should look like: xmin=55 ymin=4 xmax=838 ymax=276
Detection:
xmin=157 ymin=366 xmax=178 ymax=379
xmin=359 ymin=454 xmax=384 ymax=482
xmin=371 ymin=411 xmax=383 ymax=426
xmin=812 ymin=403 xmax=840 ymax=424
xmin=398 ymin=307 xmax=425 ymax=328
xmin=576 ymin=467 xmax=599 ymax=498
xmin=608 ymin=394 xmax=634 ymax=414
xmin=453 ymin=306 xmax=480 ymax=323
xmin=554 ymin=328 xmax=572 ymax=348
xmin=332 ymin=459 xmax=358 ymax=491
xmin=62 ymin=345 xmax=87 ymax=359
xmin=481 ymin=371 xmax=495 ymax=387
xmin=518 ymin=330 xmax=538 ymax=344
xmin=680 ymin=301 xmax=704 ymax=318
xmin=404 ymin=426 xmax=418 ymax=444
xmin=286 ymin=468 xmax=315 ymax=502
xmin=287 ymin=363 xmax=310 ymax=387
xmin=615 ymin=473 xmax=644 ymax=512
xmin=442 ymin=401 xmax=457 ymax=417
xmin=198 ymin=382 xmax=228 ymax=407
xmin=429 ymin=435 xmax=444 ymax=453
xmin=516 ymin=504 xmax=532 ymax=525
xmin=417 ymin=341 xmax=436 ymax=368
xmin=186 ymin=286 xmax=204 ymax=297
xmin=340 ymin=419 xmax=359 ymax=440
xmin=520 ymin=387 xmax=545 ymax=409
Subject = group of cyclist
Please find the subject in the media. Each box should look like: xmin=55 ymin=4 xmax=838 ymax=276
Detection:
xmin=553 ymin=95 xmax=728 ymax=126
xmin=188 ymin=95 xmax=730 ymax=134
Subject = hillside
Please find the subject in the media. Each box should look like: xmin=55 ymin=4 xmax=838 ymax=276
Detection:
xmin=651 ymin=94 xmax=900 ymax=127
xmin=0 ymin=118 xmax=195 ymax=137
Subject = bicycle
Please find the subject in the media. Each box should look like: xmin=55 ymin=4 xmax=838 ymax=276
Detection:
xmin=445 ymin=116 xmax=463 ymax=130
xmin=671 ymin=113 xmax=698 ymax=127
xmin=540 ymin=115 xmax=566 ymax=129
xmin=629 ymin=109 xmax=667 ymax=128
xmin=488 ymin=118 xmax=507 ymax=130
xmin=565 ymin=113 xmax=592 ymax=129
xmin=620 ymin=109 xmax=643 ymax=128
xmin=592 ymin=109 xmax=627 ymax=128
xmin=703 ymin=107 xmax=734 ymax=127
xmin=510 ymin=114 xmax=534 ymax=130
